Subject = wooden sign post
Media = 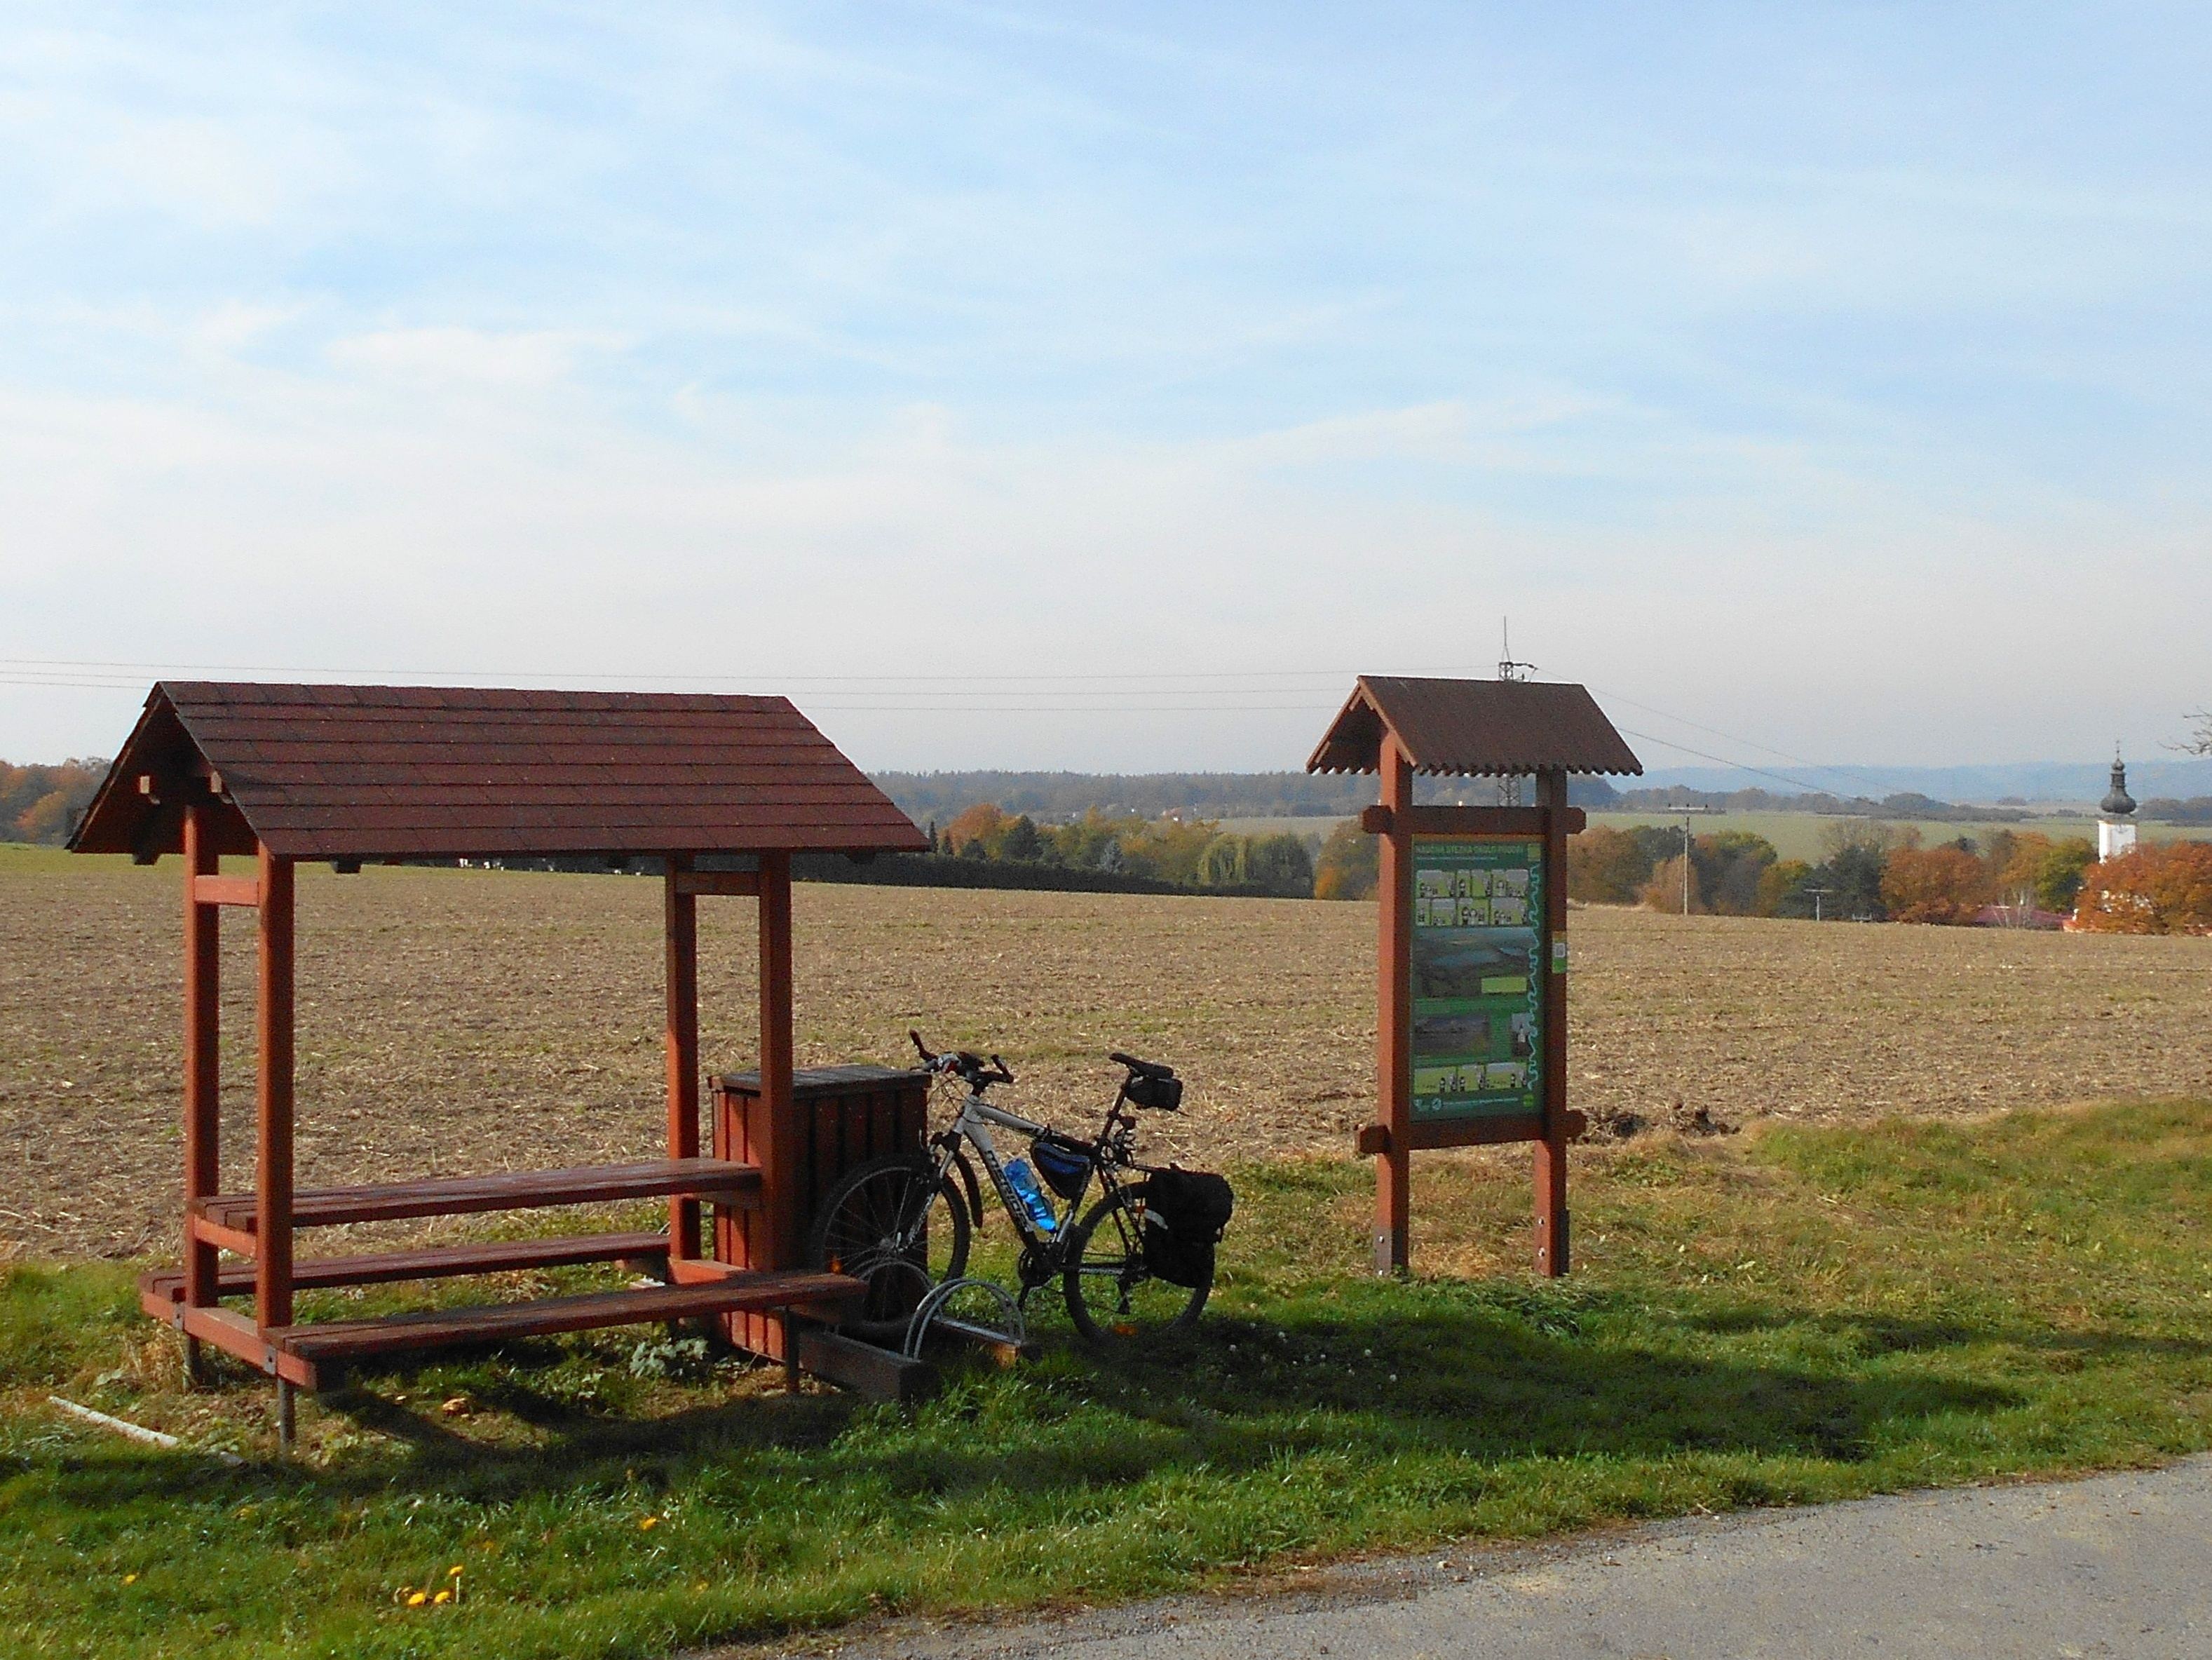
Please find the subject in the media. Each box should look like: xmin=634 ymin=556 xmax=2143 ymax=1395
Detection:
xmin=1308 ymin=677 xmax=1641 ymax=1277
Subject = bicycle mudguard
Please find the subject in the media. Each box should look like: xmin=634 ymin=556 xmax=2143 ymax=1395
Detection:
xmin=950 ymin=1147 xmax=987 ymax=1229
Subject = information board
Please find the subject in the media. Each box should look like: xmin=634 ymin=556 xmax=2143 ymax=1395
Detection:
xmin=1408 ymin=836 xmax=1544 ymax=1122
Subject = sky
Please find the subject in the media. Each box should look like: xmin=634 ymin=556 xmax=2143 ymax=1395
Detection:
xmin=3 ymin=4 xmax=2208 ymax=776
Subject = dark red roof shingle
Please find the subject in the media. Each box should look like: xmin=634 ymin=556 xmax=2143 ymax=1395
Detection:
xmin=1308 ymin=676 xmax=1641 ymax=778
xmin=70 ymin=682 xmax=927 ymax=860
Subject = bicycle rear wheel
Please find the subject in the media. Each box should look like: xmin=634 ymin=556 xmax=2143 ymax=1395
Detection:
xmin=806 ymin=1154 xmax=971 ymax=1342
xmin=1061 ymin=1182 xmax=1209 ymax=1348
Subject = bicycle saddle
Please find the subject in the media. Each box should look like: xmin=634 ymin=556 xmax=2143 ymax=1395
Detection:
xmin=1108 ymin=1050 xmax=1175 ymax=1081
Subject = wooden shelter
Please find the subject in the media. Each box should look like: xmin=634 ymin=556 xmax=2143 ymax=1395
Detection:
xmin=1309 ymin=676 xmax=1641 ymax=1276
xmin=72 ymin=682 xmax=929 ymax=1435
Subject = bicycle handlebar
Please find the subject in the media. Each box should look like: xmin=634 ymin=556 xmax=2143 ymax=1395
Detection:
xmin=909 ymin=1030 xmax=1015 ymax=1088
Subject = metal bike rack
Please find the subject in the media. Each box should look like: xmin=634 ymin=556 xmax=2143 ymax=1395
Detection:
xmin=902 ymin=1276 xmax=1026 ymax=1360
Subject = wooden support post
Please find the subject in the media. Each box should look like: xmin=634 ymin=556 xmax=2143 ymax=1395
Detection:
xmin=276 ymin=1379 xmax=297 ymax=1448
xmin=255 ymin=845 xmax=296 ymax=1332
xmin=756 ymin=851 xmax=796 ymax=1269
xmin=664 ymin=853 xmax=701 ymax=1262
xmin=1534 ymin=769 xmax=1570 ymax=1276
xmin=1374 ymin=736 xmax=1413 ymax=1276
xmin=181 ymin=804 xmax=222 ymax=1379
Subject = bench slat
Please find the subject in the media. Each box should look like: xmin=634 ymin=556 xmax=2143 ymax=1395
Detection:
xmin=140 ymin=1231 xmax=673 ymax=1304
xmin=266 ymin=1271 xmax=862 ymax=1361
xmin=193 ymin=1159 xmax=761 ymax=1231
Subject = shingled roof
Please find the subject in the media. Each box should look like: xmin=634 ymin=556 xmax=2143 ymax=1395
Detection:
xmin=70 ymin=682 xmax=928 ymax=862
xmin=1307 ymin=676 xmax=1642 ymax=778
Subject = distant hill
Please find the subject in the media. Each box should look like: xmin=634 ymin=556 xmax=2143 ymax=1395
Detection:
xmin=870 ymin=771 xmax=1622 ymax=830
xmin=869 ymin=762 xmax=2212 ymax=830
xmin=1636 ymin=759 xmax=2212 ymax=806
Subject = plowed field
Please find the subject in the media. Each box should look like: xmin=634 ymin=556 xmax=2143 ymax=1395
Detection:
xmin=4 ymin=849 xmax=2208 ymax=1257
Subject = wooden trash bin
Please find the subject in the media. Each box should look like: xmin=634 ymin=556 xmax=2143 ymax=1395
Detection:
xmin=712 ymin=1063 xmax=931 ymax=1358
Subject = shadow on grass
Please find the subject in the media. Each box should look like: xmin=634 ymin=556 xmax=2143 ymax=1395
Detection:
xmin=28 ymin=1290 xmax=2040 ymax=1516
xmin=1688 ymin=1304 xmax=2212 ymax=1363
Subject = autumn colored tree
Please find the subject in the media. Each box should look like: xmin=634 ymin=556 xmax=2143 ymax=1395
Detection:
xmin=940 ymin=802 xmax=1006 ymax=857
xmin=2072 ymin=840 xmax=2212 ymax=934
xmin=1113 ymin=816 xmax=1220 ymax=884
xmin=2034 ymin=839 xmax=2097 ymax=911
xmin=1879 ymin=844 xmax=1988 ymax=924
xmin=1639 ymin=853 xmax=1704 ymax=914
xmin=1567 ymin=826 xmax=1651 ymax=904
xmin=2 ymin=757 xmax=104 ymax=844
xmin=1757 ymin=858 xmax=1814 ymax=916
xmin=1697 ymin=830 xmax=1779 ymax=915
xmin=1312 ymin=820 xmax=1378 ymax=900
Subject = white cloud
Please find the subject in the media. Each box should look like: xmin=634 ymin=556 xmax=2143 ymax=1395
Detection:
xmin=325 ymin=327 xmax=621 ymax=390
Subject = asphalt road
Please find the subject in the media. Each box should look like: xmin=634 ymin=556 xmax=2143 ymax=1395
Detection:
xmin=773 ymin=1457 xmax=2212 ymax=1660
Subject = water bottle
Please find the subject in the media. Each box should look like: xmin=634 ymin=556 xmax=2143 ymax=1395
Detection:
xmin=1003 ymin=1158 xmax=1059 ymax=1234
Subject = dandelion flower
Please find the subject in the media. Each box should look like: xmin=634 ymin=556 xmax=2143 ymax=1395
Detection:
xmin=433 ymin=1590 xmax=452 ymax=1605
xmin=448 ymin=1565 xmax=464 ymax=1577
xmin=407 ymin=1591 xmax=428 ymax=1607
xmin=638 ymin=1516 xmax=659 ymax=1531
xmin=122 ymin=1574 xmax=138 ymax=1586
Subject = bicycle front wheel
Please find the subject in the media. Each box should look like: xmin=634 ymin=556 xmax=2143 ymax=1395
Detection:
xmin=806 ymin=1154 xmax=971 ymax=1341
xmin=1061 ymin=1182 xmax=1209 ymax=1348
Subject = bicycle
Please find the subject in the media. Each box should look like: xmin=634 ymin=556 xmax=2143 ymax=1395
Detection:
xmin=803 ymin=1032 xmax=1213 ymax=1348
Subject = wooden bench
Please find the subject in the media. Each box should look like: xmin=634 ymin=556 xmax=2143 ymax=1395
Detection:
xmin=190 ymin=1158 xmax=760 ymax=1237
xmin=137 ymin=1230 xmax=675 ymax=1319
xmin=261 ymin=1269 xmax=864 ymax=1389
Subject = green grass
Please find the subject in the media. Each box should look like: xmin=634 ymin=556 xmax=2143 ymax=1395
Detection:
xmin=8 ymin=1100 xmax=2212 ymax=1658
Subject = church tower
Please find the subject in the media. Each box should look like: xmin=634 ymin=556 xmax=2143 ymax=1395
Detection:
xmin=2097 ymin=747 xmax=2137 ymax=862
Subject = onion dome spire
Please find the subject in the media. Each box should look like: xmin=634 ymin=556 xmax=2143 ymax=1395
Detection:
xmin=2101 ymin=745 xmax=2136 ymax=818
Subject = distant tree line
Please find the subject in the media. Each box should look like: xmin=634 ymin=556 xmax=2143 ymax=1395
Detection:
xmin=2140 ymin=797 xmax=2212 ymax=825
xmin=1603 ymin=783 xmax=2047 ymax=824
xmin=2 ymin=759 xmax=104 ymax=844
xmin=928 ymin=803 xmax=1316 ymax=898
xmin=878 ymin=771 xmax=1376 ymax=826
xmin=878 ymin=769 xmax=1622 ymax=827
xmin=1566 ymin=821 xmax=2108 ymax=924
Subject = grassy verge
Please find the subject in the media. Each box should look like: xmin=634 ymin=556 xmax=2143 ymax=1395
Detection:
xmin=6 ymin=1100 xmax=2212 ymax=1658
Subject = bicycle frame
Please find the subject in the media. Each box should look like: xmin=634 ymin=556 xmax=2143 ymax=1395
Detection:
xmin=926 ymin=1088 xmax=1139 ymax=1264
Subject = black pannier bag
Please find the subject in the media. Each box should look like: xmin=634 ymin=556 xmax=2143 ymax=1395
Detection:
xmin=1141 ymin=1167 xmax=1235 ymax=1288
xmin=1030 ymin=1132 xmax=1094 ymax=1202
xmin=1124 ymin=1072 xmax=1183 ymax=1112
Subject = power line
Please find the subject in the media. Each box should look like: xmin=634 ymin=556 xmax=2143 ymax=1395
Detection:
xmin=1607 ymin=724 xmax=1850 ymax=799
xmin=1587 ymin=684 xmax=1911 ymax=801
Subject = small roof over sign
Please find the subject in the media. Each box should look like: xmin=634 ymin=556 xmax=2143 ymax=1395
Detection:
xmin=70 ymin=682 xmax=928 ymax=862
xmin=1307 ymin=676 xmax=1642 ymax=778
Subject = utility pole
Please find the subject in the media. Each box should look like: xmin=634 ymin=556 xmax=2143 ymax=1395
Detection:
xmin=1802 ymin=884 xmax=1832 ymax=923
xmin=1670 ymin=804 xmax=1717 ymax=915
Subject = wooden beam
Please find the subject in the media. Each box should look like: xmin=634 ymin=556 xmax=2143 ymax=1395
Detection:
xmin=181 ymin=807 xmax=222 ymax=1370
xmin=178 ymin=1304 xmax=317 ymax=1386
xmin=255 ymin=846 xmax=295 ymax=1331
xmin=1362 ymin=804 xmax=1585 ymax=838
xmin=671 ymin=870 xmax=759 ymax=898
xmin=756 ymin=851 xmax=797 ymax=1269
xmin=191 ymin=874 xmax=262 ymax=907
xmin=189 ymin=1213 xmax=260 ymax=1258
xmin=1374 ymin=734 xmax=1413 ymax=1276
xmin=1409 ymin=1113 xmax=1545 ymax=1151
xmin=665 ymin=854 xmax=701 ymax=1261
xmin=794 ymin=1325 xmax=937 ymax=1405
xmin=1535 ymin=769 xmax=1571 ymax=1277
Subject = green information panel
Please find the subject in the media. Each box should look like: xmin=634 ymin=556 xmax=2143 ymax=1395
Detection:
xmin=1409 ymin=836 xmax=1544 ymax=1122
